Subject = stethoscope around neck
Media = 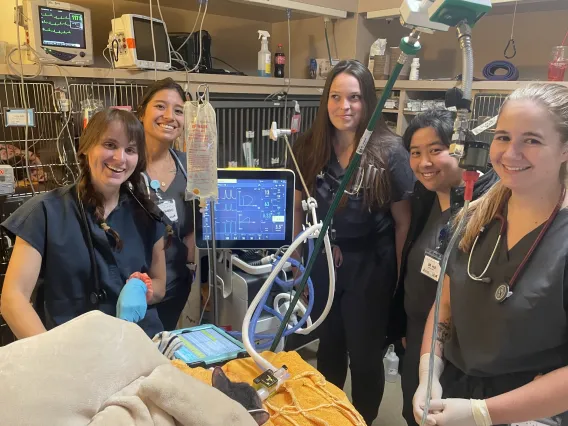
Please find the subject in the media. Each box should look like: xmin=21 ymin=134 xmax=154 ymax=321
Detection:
xmin=76 ymin=150 xmax=186 ymax=308
xmin=466 ymin=187 xmax=565 ymax=303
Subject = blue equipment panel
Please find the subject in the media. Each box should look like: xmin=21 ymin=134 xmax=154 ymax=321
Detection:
xmin=203 ymin=179 xmax=287 ymax=242
xmin=196 ymin=169 xmax=295 ymax=249
xmin=171 ymin=324 xmax=248 ymax=367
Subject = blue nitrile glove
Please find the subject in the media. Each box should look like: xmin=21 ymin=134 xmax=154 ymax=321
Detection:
xmin=116 ymin=278 xmax=148 ymax=323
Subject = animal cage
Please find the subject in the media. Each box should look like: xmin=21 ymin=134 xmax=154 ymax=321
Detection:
xmin=469 ymin=92 xmax=508 ymax=147
xmin=0 ymin=78 xmax=75 ymax=346
xmin=210 ymin=99 xmax=319 ymax=169
xmin=68 ymin=82 xmax=319 ymax=168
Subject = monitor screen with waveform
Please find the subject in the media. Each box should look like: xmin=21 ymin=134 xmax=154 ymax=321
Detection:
xmin=197 ymin=169 xmax=295 ymax=249
xmin=39 ymin=6 xmax=86 ymax=49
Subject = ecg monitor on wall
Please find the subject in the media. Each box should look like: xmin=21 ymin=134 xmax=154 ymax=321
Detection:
xmin=109 ymin=14 xmax=171 ymax=70
xmin=23 ymin=0 xmax=93 ymax=65
xmin=195 ymin=169 xmax=295 ymax=250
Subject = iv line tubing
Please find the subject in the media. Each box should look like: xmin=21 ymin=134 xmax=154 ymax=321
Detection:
xmin=270 ymin=31 xmax=421 ymax=351
xmin=420 ymin=201 xmax=469 ymax=426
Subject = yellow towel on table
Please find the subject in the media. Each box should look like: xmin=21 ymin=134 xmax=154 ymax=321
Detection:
xmin=172 ymin=351 xmax=367 ymax=426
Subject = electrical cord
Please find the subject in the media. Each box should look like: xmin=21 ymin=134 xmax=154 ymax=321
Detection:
xmin=49 ymin=64 xmax=77 ymax=182
xmin=211 ymin=56 xmax=244 ymax=74
xmin=155 ymin=0 xmax=192 ymax=91
xmin=283 ymin=8 xmax=292 ymax=167
xmin=199 ymin=240 xmax=212 ymax=325
xmin=324 ymin=18 xmax=333 ymax=64
xmin=149 ymin=0 xmax=158 ymax=81
xmin=188 ymin=1 xmax=208 ymax=73
xmin=111 ymin=0 xmax=118 ymax=105
xmin=174 ymin=3 xmax=202 ymax=53
xmin=14 ymin=0 xmax=35 ymax=195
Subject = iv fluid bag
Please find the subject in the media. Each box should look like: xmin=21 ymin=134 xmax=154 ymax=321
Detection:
xmin=184 ymin=100 xmax=218 ymax=207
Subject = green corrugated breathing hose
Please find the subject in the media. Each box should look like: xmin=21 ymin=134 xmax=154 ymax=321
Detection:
xmin=269 ymin=33 xmax=422 ymax=352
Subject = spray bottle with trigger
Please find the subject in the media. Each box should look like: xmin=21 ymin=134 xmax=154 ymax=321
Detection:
xmin=257 ymin=30 xmax=271 ymax=77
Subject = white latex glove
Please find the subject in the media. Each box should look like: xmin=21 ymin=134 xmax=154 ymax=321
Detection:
xmin=429 ymin=399 xmax=493 ymax=426
xmin=413 ymin=353 xmax=445 ymax=425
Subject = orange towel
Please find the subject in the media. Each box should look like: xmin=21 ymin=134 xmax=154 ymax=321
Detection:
xmin=172 ymin=351 xmax=367 ymax=426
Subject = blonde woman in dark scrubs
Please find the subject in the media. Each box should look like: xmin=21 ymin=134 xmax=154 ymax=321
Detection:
xmin=414 ymin=83 xmax=568 ymax=426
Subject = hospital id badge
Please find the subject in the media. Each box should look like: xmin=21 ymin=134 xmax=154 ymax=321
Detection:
xmin=421 ymin=249 xmax=442 ymax=282
xmin=158 ymin=199 xmax=178 ymax=222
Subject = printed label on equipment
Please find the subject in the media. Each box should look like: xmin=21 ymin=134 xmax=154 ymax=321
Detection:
xmin=421 ymin=249 xmax=442 ymax=281
xmin=245 ymin=130 xmax=255 ymax=138
xmin=512 ymin=422 xmax=554 ymax=426
xmin=158 ymin=199 xmax=178 ymax=222
xmin=4 ymin=108 xmax=35 ymax=127
xmin=472 ymin=115 xmax=498 ymax=135
xmin=262 ymin=129 xmax=270 ymax=137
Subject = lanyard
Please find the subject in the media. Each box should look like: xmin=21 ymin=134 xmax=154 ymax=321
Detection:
xmin=142 ymin=148 xmax=187 ymax=197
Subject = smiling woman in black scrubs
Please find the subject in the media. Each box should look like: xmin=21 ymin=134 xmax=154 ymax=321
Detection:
xmin=0 ymin=109 xmax=168 ymax=339
xmin=292 ymin=59 xmax=414 ymax=424
xmin=414 ymin=83 xmax=568 ymax=426
xmin=391 ymin=109 xmax=498 ymax=426
xmin=138 ymin=79 xmax=197 ymax=330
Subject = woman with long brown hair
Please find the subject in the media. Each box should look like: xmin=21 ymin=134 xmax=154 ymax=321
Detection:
xmin=292 ymin=59 xmax=414 ymax=424
xmin=137 ymin=78 xmax=196 ymax=331
xmin=0 ymin=109 xmax=170 ymax=338
xmin=414 ymin=83 xmax=568 ymax=426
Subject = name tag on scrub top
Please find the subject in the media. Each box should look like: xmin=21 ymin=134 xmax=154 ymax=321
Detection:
xmin=158 ymin=199 xmax=178 ymax=222
xmin=421 ymin=249 xmax=442 ymax=282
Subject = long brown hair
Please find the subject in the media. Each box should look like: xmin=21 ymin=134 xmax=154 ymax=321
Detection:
xmin=457 ymin=83 xmax=568 ymax=252
xmin=77 ymin=109 xmax=171 ymax=250
xmin=292 ymin=60 xmax=399 ymax=210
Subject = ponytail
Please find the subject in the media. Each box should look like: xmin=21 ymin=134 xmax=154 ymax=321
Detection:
xmin=455 ymin=181 xmax=510 ymax=252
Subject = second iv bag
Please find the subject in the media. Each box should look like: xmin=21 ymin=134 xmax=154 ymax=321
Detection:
xmin=184 ymin=96 xmax=218 ymax=207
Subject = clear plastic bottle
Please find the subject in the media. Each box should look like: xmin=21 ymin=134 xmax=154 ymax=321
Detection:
xmin=384 ymin=344 xmax=399 ymax=383
xmin=257 ymin=31 xmax=271 ymax=77
xmin=410 ymin=57 xmax=420 ymax=81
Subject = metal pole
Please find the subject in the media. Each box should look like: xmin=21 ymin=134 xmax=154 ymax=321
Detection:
xmin=209 ymin=200 xmax=220 ymax=326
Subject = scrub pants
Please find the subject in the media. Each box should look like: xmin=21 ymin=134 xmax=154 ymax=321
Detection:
xmin=311 ymin=244 xmax=396 ymax=425
xmin=441 ymin=362 xmax=568 ymax=426
xmin=401 ymin=318 xmax=425 ymax=426
xmin=157 ymin=284 xmax=191 ymax=331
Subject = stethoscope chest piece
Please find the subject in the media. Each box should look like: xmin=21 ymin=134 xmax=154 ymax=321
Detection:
xmin=89 ymin=289 xmax=107 ymax=305
xmin=495 ymin=283 xmax=512 ymax=303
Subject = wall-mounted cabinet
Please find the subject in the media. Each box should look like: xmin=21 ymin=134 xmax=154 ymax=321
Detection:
xmin=126 ymin=0 xmax=351 ymax=22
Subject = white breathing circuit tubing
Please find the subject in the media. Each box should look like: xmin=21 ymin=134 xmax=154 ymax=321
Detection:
xmin=241 ymin=201 xmax=336 ymax=373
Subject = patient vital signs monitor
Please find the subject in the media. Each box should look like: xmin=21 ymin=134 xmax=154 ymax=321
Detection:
xmin=196 ymin=169 xmax=295 ymax=250
xmin=109 ymin=14 xmax=171 ymax=70
xmin=23 ymin=0 xmax=94 ymax=65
